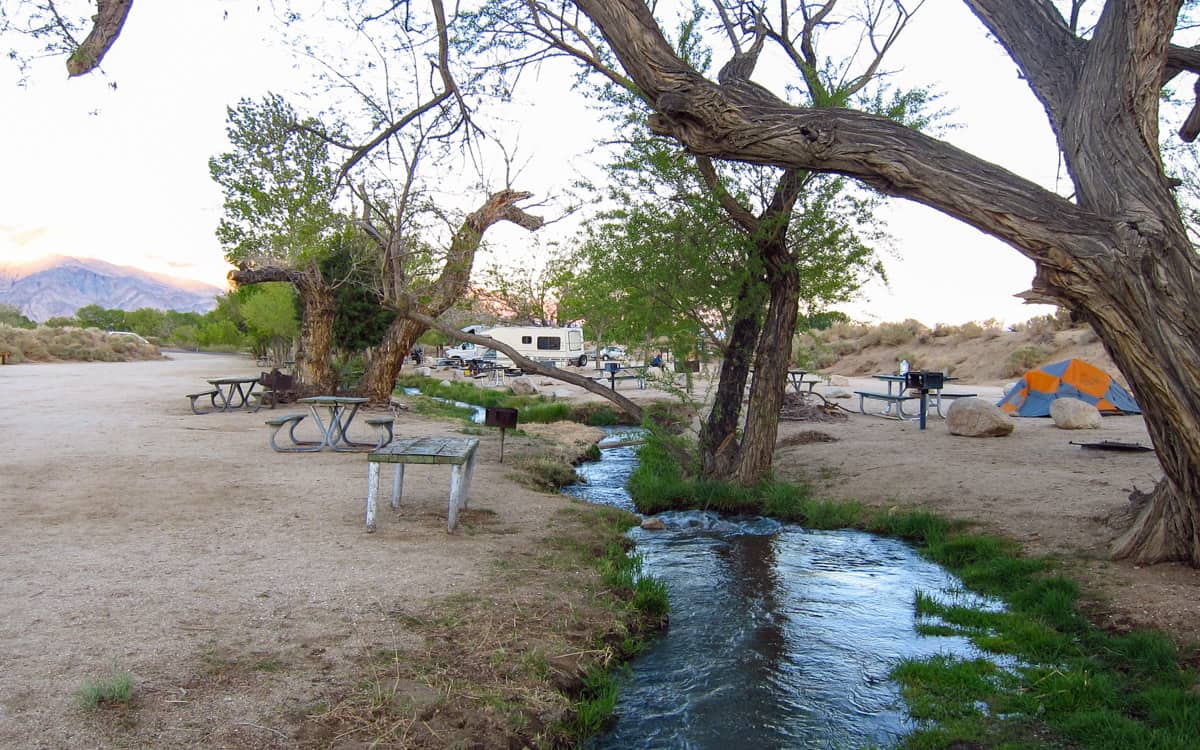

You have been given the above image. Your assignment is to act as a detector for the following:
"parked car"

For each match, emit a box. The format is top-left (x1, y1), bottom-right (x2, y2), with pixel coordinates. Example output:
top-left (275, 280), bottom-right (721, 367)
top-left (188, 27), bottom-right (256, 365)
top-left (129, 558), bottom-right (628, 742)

top-left (599, 345), bottom-right (627, 361)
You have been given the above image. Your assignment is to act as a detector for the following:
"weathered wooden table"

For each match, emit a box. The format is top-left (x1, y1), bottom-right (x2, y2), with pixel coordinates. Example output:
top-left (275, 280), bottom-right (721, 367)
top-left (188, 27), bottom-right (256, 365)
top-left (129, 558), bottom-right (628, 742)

top-left (365, 436), bottom-right (480, 533)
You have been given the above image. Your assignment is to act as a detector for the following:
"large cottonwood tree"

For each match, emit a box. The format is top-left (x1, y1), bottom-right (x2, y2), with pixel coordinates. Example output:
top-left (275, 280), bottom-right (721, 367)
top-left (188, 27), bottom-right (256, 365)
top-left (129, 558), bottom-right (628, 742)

top-left (565, 0), bottom-right (1200, 565)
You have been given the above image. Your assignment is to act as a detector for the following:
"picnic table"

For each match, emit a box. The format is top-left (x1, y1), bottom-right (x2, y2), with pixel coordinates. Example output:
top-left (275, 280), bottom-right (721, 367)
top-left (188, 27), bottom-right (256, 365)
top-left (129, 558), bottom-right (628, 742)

top-left (856, 373), bottom-right (975, 420)
top-left (596, 364), bottom-right (646, 390)
top-left (187, 375), bottom-right (261, 414)
top-left (296, 395), bottom-right (372, 451)
top-left (365, 436), bottom-right (481, 532)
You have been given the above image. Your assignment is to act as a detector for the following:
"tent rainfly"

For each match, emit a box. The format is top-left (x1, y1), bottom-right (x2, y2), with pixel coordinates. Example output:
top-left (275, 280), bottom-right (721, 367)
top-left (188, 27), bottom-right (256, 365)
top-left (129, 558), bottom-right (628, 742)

top-left (998, 359), bottom-right (1140, 417)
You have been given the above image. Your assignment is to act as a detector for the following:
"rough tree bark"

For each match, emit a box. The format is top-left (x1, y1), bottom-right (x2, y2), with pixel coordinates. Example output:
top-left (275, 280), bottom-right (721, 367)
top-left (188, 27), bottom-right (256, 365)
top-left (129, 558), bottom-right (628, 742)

top-left (572, 0), bottom-right (1200, 565)
top-left (66, 0), bottom-right (133, 77)
top-left (691, 157), bottom-right (805, 484)
top-left (229, 263), bottom-right (339, 393)
top-left (359, 189), bottom-right (544, 402)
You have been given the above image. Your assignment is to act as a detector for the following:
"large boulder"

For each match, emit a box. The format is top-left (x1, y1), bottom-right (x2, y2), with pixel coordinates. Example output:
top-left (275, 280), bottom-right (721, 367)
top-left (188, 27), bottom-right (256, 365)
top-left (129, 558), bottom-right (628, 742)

top-left (824, 387), bottom-right (854, 400)
top-left (510, 377), bottom-right (538, 396)
top-left (827, 375), bottom-right (850, 387)
top-left (946, 398), bottom-right (1015, 437)
top-left (1050, 397), bottom-right (1103, 429)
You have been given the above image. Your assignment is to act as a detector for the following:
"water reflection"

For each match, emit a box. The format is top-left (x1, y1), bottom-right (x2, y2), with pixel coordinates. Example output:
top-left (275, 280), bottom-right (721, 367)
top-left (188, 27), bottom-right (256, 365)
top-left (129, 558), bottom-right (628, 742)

top-left (566, 431), bottom-right (995, 749)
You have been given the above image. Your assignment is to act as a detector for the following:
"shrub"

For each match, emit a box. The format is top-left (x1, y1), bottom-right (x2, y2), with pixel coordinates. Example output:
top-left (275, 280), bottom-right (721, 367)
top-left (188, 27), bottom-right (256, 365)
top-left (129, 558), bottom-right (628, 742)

top-left (878, 319), bottom-right (926, 347)
top-left (1006, 345), bottom-right (1049, 375)
top-left (957, 321), bottom-right (984, 339)
top-left (76, 666), bottom-right (133, 710)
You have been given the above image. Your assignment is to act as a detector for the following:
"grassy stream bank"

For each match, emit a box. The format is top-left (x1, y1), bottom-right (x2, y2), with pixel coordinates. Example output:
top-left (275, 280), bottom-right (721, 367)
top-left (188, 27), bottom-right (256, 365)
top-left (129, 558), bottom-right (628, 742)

top-left (348, 378), bottom-right (1199, 748)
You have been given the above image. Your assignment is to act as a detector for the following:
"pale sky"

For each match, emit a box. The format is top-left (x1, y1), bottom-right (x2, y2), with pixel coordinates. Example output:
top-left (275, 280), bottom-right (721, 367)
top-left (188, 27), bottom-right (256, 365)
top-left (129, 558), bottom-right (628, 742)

top-left (0, 1), bottom-right (1063, 326)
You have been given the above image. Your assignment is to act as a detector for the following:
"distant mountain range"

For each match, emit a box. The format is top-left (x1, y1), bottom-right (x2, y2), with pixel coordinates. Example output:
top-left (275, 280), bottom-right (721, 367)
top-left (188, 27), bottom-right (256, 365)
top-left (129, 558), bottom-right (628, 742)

top-left (0, 255), bottom-right (223, 323)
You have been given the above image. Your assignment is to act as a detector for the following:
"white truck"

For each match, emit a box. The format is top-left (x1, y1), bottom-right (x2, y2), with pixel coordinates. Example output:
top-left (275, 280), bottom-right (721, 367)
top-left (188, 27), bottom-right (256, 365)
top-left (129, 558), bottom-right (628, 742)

top-left (445, 325), bottom-right (587, 368)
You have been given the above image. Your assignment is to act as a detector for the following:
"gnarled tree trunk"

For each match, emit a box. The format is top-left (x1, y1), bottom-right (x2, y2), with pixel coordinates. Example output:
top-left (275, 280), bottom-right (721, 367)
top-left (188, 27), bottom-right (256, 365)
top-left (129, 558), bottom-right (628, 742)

top-left (574, 0), bottom-right (1200, 564)
top-left (698, 288), bottom-right (763, 479)
top-left (359, 189), bottom-right (544, 403)
top-left (737, 260), bottom-right (800, 485)
top-left (229, 263), bottom-right (338, 393)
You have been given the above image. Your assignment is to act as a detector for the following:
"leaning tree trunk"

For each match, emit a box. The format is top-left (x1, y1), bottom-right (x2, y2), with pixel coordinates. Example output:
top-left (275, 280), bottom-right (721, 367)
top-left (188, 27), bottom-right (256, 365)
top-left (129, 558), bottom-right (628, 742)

top-left (699, 283), bottom-right (763, 479)
top-left (736, 260), bottom-right (800, 485)
top-left (361, 317), bottom-right (425, 403)
top-left (359, 189), bottom-right (544, 401)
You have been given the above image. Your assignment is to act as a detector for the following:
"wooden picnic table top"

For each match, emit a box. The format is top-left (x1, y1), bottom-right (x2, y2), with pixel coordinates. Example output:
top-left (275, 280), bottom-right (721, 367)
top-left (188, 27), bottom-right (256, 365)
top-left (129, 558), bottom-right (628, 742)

top-left (298, 395), bottom-right (369, 405)
top-left (369, 436), bottom-right (479, 465)
top-left (207, 375), bottom-right (262, 385)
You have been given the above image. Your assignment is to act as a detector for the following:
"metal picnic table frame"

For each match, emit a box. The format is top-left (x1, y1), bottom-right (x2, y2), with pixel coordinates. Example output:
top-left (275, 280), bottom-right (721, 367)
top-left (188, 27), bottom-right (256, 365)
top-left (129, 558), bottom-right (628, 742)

top-left (207, 376), bottom-right (262, 412)
top-left (365, 436), bottom-right (481, 532)
top-left (296, 395), bottom-right (372, 451)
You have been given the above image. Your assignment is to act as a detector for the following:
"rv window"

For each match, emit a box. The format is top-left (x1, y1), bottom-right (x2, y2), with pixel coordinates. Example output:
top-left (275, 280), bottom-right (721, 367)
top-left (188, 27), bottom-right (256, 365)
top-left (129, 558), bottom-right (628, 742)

top-left (569, 330), bottom-right (582, 349)
top-left (536, 336), bottom-right (561, 350)
top-left (521, 336), bottom-right (532, 344)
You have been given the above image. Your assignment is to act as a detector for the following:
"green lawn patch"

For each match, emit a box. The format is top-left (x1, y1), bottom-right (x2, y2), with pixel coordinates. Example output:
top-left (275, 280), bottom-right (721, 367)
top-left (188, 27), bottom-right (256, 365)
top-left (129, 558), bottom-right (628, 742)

top-left (624, 428), bottom-right (1200, 750)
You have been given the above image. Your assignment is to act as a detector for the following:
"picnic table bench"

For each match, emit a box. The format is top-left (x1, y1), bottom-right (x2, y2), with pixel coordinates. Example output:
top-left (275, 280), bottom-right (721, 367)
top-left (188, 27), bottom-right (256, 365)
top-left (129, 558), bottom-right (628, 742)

top-left (928, 391), bottom-right (979, 418)
top-left (186, 389), bottom-right (220, 415)
top-left (854, 390), bottom-right (921, 419)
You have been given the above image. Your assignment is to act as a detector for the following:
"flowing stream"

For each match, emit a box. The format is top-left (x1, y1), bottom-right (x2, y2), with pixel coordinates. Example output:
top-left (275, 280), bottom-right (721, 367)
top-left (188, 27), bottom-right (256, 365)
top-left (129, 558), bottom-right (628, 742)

top-left (563, 429), bottom-right (998, 749)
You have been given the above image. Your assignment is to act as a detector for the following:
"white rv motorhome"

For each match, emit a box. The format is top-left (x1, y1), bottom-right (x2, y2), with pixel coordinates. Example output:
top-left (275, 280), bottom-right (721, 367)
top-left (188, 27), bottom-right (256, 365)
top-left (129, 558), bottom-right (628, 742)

top-left (446, 325), bottom-right (587, 368)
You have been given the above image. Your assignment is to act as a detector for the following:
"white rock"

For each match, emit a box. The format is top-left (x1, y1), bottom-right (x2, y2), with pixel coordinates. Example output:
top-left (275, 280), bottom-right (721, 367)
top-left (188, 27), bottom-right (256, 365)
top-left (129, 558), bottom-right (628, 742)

top-left (946, 398), bottom-right (1015, 437)
top-left (510, 378), bottom-right (538, 396)
top-left (1050, 397), bottom-right (1103, 429)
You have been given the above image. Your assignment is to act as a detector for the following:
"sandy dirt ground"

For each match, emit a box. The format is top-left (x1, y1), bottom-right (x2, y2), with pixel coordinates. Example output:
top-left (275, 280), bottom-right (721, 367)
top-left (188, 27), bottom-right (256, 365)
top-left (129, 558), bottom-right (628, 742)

top-left (0, 352), bottom-right (602, 749)
top-left (2, 353), bottom-right (1198, 748)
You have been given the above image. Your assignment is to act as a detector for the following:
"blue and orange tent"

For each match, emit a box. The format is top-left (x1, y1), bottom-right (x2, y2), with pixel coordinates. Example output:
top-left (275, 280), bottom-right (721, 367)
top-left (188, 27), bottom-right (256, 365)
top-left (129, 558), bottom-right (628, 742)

top-left (998, 359), bottom-right (1140, 416)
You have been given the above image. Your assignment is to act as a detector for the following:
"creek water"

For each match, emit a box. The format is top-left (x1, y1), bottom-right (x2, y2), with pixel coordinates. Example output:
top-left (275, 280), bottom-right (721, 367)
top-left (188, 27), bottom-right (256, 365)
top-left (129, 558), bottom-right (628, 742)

top-left (402, 387), bottom-right (485, 423)
top-left (563, 430), bottom-right (996, 749)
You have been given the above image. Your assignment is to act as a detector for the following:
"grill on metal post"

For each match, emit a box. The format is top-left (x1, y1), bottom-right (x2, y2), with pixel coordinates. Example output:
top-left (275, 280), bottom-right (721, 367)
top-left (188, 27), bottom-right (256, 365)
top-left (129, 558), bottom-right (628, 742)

top-left (484, 407), bottom-right (519, 462)
top-left (904, 371), bottom-right (945, 429)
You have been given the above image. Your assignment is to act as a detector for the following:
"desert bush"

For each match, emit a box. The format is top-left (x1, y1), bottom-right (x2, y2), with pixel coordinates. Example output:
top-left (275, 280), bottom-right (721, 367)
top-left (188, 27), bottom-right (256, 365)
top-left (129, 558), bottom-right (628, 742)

top-left (824, 321), bottom-right (869, 341)
top-left (858, 327), bottom-right (883, 347)
top-left (1006, 345), bottom-right (1049, 376)
top-left (877, 319), bottom-right (928, 347)
top-left (957, 321), bottom-right (984, 339)
top-left (0, 325), bottom-right (160, 363)
top-left (834, 340), bottom-right (861, 356)
top-left (931, 323), bottom-right (958, 338)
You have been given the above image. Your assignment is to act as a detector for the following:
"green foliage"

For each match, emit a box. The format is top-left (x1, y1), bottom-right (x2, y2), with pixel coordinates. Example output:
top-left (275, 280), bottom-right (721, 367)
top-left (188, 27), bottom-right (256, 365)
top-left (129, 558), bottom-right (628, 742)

top-left (0, 303), bottom-right (34, 328)
top-left (240, 282), bottom-right (299, 361)
top-left (74, 303), bottom-right (126, 331)
top-left (797, 310), bottom-right (849, 331)
top-left (321, 238), bottom-right (395, 352)
top-left (123, 307), bottom-right (168, 339)
top-left (1007, 344), bottom-right (1049, 376)
top-left (76, 665), bottom-right (133, 710)
top-left (210, 93), bottom-right (340, 267)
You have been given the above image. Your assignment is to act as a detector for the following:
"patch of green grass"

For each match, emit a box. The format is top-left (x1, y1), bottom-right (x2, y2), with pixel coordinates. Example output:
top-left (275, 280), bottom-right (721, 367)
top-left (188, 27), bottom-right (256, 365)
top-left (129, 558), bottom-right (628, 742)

top-left (628, 436), bottom-right (1200, 750)
top-left (511, 455), bottom-right (580, 492)
top-left (569, 665), bottom-right (620, 736)
top-left (396, 375), bottom-right (643, 426)
top-left (77, 666), bottom-right (133, 710)
top-left (408, 397), bottom-right (477, 422)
